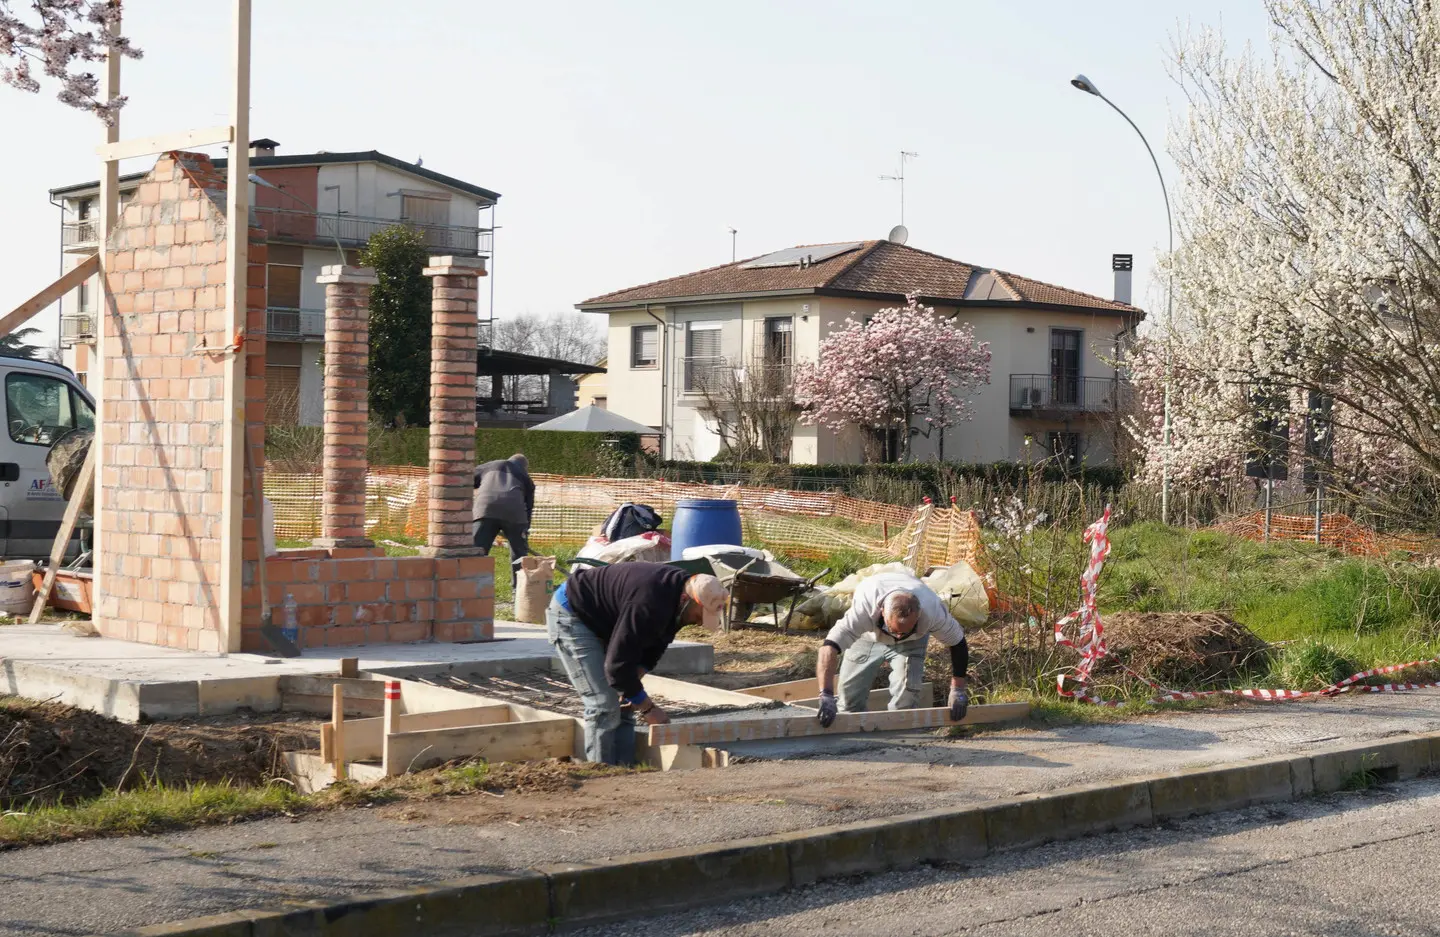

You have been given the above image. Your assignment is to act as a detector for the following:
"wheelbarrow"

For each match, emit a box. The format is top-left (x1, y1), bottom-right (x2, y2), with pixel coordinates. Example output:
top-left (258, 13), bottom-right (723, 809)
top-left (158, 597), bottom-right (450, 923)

top-left (697, 551), bottom-right (828, 633)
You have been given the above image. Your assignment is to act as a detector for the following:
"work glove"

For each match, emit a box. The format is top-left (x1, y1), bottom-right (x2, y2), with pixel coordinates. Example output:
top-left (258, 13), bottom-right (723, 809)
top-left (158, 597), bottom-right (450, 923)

top-left (817, 691), bottom-right (838, 728)
top-left (948, 686), bottom-right (969, 723)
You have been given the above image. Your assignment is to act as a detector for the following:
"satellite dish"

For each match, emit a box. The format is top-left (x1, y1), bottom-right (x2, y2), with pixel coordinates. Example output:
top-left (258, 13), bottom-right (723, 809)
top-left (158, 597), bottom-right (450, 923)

top-left (887, 224), bottom-right (909, 246)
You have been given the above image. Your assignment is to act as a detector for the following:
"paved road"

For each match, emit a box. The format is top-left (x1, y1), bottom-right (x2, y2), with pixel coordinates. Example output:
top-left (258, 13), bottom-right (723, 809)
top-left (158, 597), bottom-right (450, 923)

top-left (570, 777), bottom-right (1440, 937)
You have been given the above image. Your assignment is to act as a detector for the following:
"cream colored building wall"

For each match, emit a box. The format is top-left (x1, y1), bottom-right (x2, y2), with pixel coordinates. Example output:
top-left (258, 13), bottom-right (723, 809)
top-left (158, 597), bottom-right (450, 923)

top-left (575, 366), bottom-right (607, 408)
top-left (600, 309), bottom-right (665, 431)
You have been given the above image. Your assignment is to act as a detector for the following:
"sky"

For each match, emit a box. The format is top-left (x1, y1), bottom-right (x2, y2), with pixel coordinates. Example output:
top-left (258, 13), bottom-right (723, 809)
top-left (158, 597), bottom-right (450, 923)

top-left (0, 0), bottom-right (1273, 344)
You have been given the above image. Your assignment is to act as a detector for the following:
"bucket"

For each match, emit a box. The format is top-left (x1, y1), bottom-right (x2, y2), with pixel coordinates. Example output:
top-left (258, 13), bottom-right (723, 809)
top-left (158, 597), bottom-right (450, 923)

top-left (669, 499), bottom-right (743, 560)
top-left (0, 560), bottom-right (35, 616)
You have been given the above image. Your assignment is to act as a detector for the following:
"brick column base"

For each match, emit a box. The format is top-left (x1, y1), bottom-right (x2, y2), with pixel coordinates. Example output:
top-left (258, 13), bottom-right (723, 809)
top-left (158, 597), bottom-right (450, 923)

top-left (421, 255), bottom-right (485, 559)
top-left (315, 265), bottom-right (379, 549)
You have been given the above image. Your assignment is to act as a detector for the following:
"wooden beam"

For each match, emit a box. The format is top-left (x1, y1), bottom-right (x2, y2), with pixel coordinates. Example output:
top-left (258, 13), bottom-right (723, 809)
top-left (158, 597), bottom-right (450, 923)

top-left (91, 11), bottom-right (121, 632)
top-left (94, 125), bottom-right (234, 162)
top-left (29, 445), bottom-right (96, 624)
top-left (0, 255), bottom-right (100, 341)
top-left (788, 684), bottom-right (933, 712)
top-left (734, 678), bottom-right (820, 702)
top-left (323, 704), bottom-right (514, 764)
top-left (647, 702), bottom-right (1031, 747)
top-left (383, 717), bottom-right (575, 776)
top-left (332, 684), bottom-right (346, 782)
top-left (642, 675), bottom-right (774, 709)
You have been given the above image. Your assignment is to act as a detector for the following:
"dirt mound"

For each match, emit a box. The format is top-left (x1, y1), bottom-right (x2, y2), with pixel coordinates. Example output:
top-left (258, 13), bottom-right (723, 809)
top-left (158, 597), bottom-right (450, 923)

top-left (1089, 612), bottom-right (1271, 688)
top-left (0, 699), bottom-right (317, 808)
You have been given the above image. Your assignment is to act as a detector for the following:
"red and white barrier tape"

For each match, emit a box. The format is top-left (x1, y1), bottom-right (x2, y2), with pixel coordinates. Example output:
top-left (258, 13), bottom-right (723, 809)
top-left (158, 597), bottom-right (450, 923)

top-left (1054, 506), bottom-right (1440, 706)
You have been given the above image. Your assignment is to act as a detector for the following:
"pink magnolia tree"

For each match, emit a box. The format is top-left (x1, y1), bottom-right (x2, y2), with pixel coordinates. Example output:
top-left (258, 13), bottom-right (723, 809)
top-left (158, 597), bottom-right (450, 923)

top-left (1, 0), bottom-right (141, 123)
top-left (794, 294), bottom-right (990, 462)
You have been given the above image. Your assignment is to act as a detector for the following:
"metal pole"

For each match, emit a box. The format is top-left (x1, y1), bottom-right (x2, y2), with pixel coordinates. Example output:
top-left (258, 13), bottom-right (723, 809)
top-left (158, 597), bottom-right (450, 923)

top-left (1264, 476), bottom-right (1273, 543)
top-left (1314, 478), bottom-right (1323, 545)
top-left (1091, 90), bottom-right (1174, 526)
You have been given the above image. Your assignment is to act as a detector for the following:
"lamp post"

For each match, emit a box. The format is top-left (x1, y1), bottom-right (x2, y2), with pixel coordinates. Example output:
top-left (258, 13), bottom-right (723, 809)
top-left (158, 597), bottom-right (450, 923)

top-left (1070, 74), bottom-right (1175, 525)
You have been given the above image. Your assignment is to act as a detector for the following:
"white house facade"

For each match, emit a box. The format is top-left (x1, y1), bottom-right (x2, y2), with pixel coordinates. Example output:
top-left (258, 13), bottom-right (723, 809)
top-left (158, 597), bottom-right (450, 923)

top-left (578, 240), bottom-right (1142, 468)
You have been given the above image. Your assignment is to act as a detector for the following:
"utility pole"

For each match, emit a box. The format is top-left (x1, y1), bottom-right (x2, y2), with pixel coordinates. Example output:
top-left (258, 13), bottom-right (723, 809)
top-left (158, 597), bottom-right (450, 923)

top-left (879, 150), bottom-right (918, 226)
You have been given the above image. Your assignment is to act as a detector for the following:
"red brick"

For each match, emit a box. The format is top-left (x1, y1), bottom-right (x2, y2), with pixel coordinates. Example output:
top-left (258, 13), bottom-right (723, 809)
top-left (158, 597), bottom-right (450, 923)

top-left (345, 580), bottom-right (387, 603)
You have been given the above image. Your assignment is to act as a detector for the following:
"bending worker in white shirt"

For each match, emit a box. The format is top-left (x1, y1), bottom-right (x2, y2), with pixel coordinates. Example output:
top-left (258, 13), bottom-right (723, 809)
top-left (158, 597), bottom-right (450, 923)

top-left (814, 570), bottom-right (970, 727)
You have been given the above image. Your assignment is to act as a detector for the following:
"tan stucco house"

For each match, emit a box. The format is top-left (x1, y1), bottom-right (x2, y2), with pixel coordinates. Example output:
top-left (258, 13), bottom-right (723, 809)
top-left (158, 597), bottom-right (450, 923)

top-left (576, 239), bottom-right (1143, 466)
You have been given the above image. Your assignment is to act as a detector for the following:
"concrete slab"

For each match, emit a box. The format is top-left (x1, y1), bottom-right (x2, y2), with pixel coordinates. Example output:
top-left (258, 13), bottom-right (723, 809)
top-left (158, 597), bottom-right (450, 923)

top-left (0, 621), bottom-right (713, 721)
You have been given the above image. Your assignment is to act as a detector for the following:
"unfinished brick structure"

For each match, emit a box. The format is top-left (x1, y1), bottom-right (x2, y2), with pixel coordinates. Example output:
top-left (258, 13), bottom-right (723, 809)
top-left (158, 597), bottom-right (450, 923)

top-left (96, 152), bottom-right (493, 652)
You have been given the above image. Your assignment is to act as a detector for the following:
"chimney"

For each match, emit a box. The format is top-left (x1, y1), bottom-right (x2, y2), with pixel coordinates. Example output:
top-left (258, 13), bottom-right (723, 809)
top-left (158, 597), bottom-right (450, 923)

top-left (1112, 253), bottom-right (1133, 305)
top-left (249, 137), bottom-right (280, 158)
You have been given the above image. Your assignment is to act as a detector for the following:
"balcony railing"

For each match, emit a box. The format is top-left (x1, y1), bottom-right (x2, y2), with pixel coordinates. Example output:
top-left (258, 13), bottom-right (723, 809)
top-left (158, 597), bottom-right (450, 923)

top-left (250, 207), bottom-right (492, 256)
top-left (266, 307), bottom-right (326, 339)
top-left (683, 355), bottom-right (731, 394)
top-left (60, 314), bottom-right (94, 342)
top-left (1010, 374), bottom-right (1124, 416)
top-left (62, 220), bottom-right (98, 251)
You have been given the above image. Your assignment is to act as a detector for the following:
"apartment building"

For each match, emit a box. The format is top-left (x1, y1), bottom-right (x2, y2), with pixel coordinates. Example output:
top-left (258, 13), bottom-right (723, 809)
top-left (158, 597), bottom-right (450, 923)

top-left (49, 139), bottom-right (500, 425)
top-left (577, 237), bottom-right (1143, 467)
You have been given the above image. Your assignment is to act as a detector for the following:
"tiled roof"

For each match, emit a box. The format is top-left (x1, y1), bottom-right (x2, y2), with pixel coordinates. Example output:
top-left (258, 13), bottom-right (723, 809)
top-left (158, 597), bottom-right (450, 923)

top-left (579, 241), bottom-right (1140, 316)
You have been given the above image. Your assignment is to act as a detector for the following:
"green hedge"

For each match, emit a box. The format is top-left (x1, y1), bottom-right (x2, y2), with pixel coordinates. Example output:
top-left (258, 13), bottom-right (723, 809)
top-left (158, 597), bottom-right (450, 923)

top-left (265, 426), bottom-right (642, 477)
top-left (645, 460), bottom-right (1128, 498)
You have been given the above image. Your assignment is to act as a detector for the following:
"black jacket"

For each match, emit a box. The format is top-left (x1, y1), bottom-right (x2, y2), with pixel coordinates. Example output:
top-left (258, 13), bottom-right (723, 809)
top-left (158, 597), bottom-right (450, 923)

top-left (563, 562), bottom-right (690, 698)
top-left (472, 456), bottom-right (535, 526)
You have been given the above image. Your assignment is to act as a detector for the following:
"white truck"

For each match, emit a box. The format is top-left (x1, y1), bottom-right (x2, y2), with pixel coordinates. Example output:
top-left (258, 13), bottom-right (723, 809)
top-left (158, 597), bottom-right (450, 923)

top-left (0, 356), bottom-right (95, 558)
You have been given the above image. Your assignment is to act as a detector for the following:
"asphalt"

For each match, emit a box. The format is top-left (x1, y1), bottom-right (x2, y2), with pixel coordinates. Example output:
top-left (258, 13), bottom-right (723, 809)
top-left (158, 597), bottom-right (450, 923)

top-left (568, 776), bottom-right (1440, 936)
top-left (8, 692), bottom-right (1440, 935)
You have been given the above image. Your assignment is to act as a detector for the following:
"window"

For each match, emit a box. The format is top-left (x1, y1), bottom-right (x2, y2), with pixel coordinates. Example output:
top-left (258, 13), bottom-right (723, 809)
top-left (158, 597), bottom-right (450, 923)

top-left (630, 324), bottom-right (659, 368)
top-left (684, 321), bottom-right (723, 392)
top-left (1049, 432), bottom-right (1081, 470)
top-left (401, 193), bottom-right (450, 227)
top-left (593, 396), bottom-right (608, 410)
top-left (265, 366), bottom-right (301, 425)
top-left (6, 373), bottom-right (92, 446)
top-left (268, 264), bottom-right (302, 309)
top-left (763, 317), bottom-right (793, 366)
top-left (1050, 329), bottom-right (1082, 405)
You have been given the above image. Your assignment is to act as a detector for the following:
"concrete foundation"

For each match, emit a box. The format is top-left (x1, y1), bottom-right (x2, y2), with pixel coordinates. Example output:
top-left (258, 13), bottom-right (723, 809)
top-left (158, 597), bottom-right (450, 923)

top-left (0, 621), bottom-right (713, 722)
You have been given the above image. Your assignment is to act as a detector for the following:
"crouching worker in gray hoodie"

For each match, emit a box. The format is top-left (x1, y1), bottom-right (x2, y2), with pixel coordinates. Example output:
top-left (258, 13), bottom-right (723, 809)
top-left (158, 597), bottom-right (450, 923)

top-left (473, 453), bottom-right (535, 587)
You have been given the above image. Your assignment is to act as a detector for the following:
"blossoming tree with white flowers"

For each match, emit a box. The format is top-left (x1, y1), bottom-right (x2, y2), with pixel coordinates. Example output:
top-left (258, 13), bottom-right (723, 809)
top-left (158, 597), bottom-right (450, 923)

top-left (794, 294), bottom-right (990, 462)
top-left (0, 0), bottom-right (141, 123)
top-left (1127, 0), bottom-right (1438, 504)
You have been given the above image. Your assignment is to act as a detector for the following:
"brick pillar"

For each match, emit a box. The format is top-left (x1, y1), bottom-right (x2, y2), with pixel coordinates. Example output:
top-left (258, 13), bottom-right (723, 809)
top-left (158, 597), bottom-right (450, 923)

top-left (421, 255), bottom-right (486, 556)
top-left (315, 265), bottom-right (379, 549)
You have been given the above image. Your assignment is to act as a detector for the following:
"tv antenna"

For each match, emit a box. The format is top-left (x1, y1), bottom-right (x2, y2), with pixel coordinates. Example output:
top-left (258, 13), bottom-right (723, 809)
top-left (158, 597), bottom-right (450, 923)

top-left (726, 226), bottom-right (737, 262)
top-left (879, 150), bottom-right (918, 226)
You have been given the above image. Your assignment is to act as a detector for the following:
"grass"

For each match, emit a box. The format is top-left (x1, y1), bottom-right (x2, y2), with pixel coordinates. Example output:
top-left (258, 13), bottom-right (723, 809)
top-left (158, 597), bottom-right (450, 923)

top-left (0, 780), bottom-right (304, 848)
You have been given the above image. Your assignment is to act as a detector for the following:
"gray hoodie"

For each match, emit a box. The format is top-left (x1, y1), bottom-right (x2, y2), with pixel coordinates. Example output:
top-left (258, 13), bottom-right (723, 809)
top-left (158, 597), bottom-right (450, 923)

top-left (473, 454), bottom-right (535, 526)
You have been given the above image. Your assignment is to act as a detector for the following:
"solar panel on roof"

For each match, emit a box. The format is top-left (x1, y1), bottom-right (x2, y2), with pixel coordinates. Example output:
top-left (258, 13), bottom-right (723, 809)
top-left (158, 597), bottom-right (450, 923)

top-left (739, 242), bottom-right (864, 269)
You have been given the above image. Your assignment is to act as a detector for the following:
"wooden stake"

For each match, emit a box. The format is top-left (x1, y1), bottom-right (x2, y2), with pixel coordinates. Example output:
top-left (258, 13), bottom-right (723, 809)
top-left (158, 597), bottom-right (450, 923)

top-left (91, 12), bottom-right (121, 632)
top-left (30, 445), bottom-right (97, 624)
top-left (339, 657), bottom-right (359, 678)
top-left (332, 683), bottom-right (346, 782)
top-left (381, 679), bottom-right (401, 776)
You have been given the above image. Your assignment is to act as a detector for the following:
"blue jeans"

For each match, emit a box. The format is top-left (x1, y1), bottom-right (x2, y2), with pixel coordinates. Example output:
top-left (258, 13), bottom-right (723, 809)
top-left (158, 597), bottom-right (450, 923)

top-left (837, 634), bottom-right (929, 712)
top-left (546, 596), bottom-right (636, 765)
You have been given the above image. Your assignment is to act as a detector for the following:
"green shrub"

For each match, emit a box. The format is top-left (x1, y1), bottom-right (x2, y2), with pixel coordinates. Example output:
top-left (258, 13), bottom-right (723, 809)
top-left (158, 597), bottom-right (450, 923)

top-left (1269, 639), bottom-right (1359, 690)
top-left (265, 426), bottom-right (642, 476)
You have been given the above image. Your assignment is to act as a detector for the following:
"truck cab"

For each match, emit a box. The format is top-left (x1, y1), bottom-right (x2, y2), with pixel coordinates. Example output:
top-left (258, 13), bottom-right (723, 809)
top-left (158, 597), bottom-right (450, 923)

top-left (0, 356), bottom-right (94, 558)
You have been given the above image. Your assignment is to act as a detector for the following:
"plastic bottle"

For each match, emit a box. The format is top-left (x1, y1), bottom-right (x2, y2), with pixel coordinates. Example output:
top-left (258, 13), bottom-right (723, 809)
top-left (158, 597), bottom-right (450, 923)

top-left (282, 593), bottom-right (299, 646)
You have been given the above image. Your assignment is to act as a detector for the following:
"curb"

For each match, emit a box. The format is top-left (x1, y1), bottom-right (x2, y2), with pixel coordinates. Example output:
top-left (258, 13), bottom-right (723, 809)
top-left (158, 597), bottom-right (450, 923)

top-left (112, 730), bottom-right (1440, 937)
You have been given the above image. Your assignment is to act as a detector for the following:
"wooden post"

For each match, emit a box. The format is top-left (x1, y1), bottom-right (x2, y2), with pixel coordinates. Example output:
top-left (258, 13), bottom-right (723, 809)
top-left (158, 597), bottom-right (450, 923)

top-left (332, 683), bottom-right (346, 782)
top-left (381, 679), bottom-right (401, 776)
top-left (339, 657), bottom-right (359, 679)
top-left (218, 0), bottom-right (253, 654)
top-left (29, 447), bottom-right (97, 623)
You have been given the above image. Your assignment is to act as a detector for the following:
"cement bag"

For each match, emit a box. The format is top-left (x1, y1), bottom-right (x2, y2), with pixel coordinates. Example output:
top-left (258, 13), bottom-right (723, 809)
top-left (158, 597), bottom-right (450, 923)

top-left (514, 555), bottom-right (556, 624)
top-left (575, 531), bottom-right (671, 567)
top-left (922, 560), bottom-right (990, 627)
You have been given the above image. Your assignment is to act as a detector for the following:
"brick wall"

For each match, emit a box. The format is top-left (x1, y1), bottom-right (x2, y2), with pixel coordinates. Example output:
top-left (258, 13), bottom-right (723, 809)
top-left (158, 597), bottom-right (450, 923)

top-left (96, 152), bottom-right (266, 652)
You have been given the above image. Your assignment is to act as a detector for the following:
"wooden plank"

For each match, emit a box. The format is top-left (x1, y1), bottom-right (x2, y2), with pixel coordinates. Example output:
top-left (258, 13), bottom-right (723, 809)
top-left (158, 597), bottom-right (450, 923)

top-left (642, 674), bottom-right (773, 709)
top-left (339, 658), bottom-right (359, 679)
top-left (332, 684), bottom-right (346, 782)
top-left (647, 702), bottom-right (1031, 747)
top-left (788, 684), bottom-right (933, 711)
top-left (95, 124), bottom-right (234, 162)
top-left (29, 445), bottom-right (96, 624)
top-left (0, 254), bottom-right (99, 341)
top-left (320, 722), bottom-right (334, 764)
top-left (332, 705), bottom-right (515, 764)
top-left (384, 718), bottom-right (575, 774)
top-left (734, 678), bottom-right (819, 702)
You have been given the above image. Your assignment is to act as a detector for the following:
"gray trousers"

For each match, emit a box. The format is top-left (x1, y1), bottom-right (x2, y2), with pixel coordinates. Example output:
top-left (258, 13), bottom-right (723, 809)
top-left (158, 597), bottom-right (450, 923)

top-left (837, 634), bottom-right (929, 712)
top-left (545, 597), bottom-right (636, 765)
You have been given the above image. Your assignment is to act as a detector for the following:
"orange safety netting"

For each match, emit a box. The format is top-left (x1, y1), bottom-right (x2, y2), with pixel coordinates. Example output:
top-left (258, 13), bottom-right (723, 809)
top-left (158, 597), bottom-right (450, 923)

top-left (1211, 510), bottom-right (1434, 557)
top-left (264, 469), bottom-right (986, 567)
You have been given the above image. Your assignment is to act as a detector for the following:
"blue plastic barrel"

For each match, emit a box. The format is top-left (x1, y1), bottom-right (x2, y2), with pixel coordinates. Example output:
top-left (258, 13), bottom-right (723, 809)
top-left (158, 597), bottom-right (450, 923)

top-left (669, 499), bottom-right (743, 558)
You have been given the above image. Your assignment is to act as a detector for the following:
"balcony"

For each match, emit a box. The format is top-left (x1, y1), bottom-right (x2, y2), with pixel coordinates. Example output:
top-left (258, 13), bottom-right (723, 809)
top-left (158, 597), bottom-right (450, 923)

top-left (683, 355), bottom-right (731, 394)
top-left (1009, 374), bottom-right (1124, 418)
top-left (62, 220), bottom-right (99, 252)
top-left (266, 307), bottom-right (325, 340)
top-left (251, 207), bottom-right (492, 256)
top-left (60, 314), bottom-right (94, 344)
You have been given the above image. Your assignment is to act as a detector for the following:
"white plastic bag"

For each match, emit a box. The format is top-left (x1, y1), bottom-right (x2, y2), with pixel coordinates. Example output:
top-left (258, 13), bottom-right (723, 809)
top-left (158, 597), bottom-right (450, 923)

top-left (922, 560), bottom-right (990, 627)
top-left (574, 531), bottom-right (671, 568)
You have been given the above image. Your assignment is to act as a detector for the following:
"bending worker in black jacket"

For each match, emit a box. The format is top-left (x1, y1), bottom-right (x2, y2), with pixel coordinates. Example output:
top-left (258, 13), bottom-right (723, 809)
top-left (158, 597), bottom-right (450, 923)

top-left (548, 562), bottom-right (728, 764)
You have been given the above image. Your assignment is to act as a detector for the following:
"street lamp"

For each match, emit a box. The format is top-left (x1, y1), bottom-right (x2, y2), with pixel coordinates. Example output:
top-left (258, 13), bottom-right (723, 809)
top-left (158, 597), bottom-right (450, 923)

top-left (248, 173), bottom-right (348, 267)
top-left (1070, 74), bottom-right (1175, 525)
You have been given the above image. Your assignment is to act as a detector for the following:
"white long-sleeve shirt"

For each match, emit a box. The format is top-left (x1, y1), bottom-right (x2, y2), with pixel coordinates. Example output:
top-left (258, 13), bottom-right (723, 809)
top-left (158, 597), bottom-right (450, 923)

top-left (823, 572), bottom-right (966, 652)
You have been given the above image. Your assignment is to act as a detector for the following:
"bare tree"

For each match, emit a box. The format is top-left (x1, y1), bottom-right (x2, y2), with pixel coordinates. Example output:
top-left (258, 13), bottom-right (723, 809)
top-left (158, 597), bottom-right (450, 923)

top-left (0, 1), bottom-right (142, 123)
top-left (489, 311), bottom-right (606, 408)
top-left (694, 334), bottom-right (799, 464)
